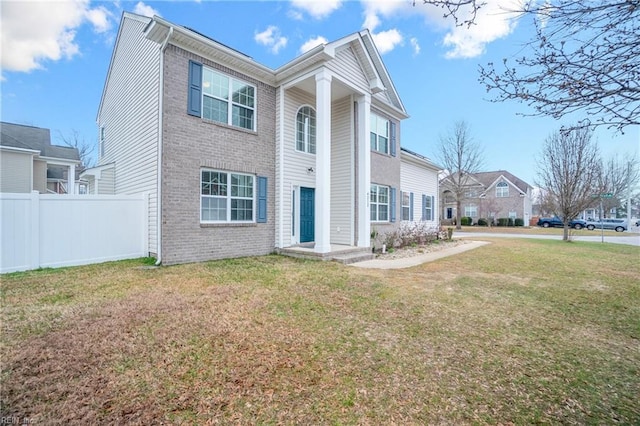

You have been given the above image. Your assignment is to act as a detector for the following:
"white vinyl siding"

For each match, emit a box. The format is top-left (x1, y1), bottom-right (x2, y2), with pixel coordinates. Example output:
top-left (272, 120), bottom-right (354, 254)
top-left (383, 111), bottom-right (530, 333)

top-left (330, 96), bottom-right (353, 245)
top-left (325, 46), bottom-right (370, 94)
top-left (400, 154), bottom-right (439, 225)
top-left (97, 14), bottom-right (160, 254)
top-left (0, 151), bottom-right (33, 193)
top-left (282, 87), bottom-right (317, 245)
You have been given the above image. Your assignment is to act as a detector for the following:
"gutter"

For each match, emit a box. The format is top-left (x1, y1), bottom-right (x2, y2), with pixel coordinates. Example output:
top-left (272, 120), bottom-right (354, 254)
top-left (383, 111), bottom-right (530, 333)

top-left (155, 26), bottom-right (173, 266)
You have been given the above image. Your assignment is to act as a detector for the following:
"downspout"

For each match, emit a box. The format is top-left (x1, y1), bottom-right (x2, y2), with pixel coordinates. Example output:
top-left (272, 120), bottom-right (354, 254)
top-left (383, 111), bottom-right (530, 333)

top-left (278, 85), bottom-right (285, 249)
top-left (155, 26), bottom-right (173, 266)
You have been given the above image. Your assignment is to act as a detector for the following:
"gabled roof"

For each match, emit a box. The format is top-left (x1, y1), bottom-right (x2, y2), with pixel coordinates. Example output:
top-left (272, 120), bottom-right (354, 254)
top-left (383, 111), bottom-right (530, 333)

top-left (0, 122), bottom-right (80, 161)
top-left (472, 170), bottom-right (532, 194)
top-left (139, 13), bottom-right (407, 117)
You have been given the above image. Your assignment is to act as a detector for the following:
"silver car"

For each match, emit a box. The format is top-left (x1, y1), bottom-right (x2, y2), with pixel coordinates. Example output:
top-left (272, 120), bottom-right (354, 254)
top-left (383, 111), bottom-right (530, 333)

top-left (585, 218), bottom-right (628, 232)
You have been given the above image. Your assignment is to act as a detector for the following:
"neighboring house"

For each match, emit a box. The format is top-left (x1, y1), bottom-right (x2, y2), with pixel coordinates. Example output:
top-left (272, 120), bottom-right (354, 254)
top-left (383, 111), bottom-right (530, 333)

top-left (93, 12), bottom-right (440, 265)
top-left (441, 170), bottom-right (533, 224)
top-left (0, 122), bottom-right (82, 194)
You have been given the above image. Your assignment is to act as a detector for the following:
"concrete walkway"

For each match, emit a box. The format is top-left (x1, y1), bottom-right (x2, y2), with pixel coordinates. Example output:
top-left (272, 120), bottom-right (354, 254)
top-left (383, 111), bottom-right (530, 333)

top-left (350, 241), bottom-right (490, 269)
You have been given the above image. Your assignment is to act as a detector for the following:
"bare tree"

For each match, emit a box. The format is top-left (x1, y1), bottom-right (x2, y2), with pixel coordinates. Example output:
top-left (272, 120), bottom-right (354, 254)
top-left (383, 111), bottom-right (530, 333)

top-left (417, 0), bottom-right (483, 27)
top-left (536, 126), bottom-right (601, 241)
top-left (479, 0), bottom-right (640, 132)
top-left (594, 154), bottom-right (640, 217)
top-left (57, 130), bottom-right (96, 171)
top-left (437, 120), bottom-right (485, 230)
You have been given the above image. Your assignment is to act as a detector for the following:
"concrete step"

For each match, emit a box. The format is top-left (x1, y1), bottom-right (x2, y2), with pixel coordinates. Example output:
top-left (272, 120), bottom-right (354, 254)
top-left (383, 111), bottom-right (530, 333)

top-left (331, 250), bottom-right (375, 265)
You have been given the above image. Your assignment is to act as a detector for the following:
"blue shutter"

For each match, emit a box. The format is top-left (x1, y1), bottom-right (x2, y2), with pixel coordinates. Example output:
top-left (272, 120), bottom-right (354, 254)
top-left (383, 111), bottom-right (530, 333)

top-left (390, 187), bottom-right (396, 223)
top-left (257, 176), bottom-right (267, 223)
top-left (429, 196), bottom-right (435, 221)
top-left (410, 192), bottom-right (414, 221)
top-left (187, 60), bottom-right (202, 117)
top-left (390, 121), bottom-right (396, 157)
top-left (422, 194), bottom-right (427, 221)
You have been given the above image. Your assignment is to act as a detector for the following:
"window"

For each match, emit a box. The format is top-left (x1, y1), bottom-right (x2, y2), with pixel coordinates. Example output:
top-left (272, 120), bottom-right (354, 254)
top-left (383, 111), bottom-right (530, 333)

top-left (509, 211), bottom-right (517, 219)
top-left (423, 195), bottom-right (434, 221)
top-left (201, 170), bottom-right (254, 222)
top-left (464, 205), bottom-right (478, 218)
top-left (370, 184), bottom-right (389, 222)
top-left (99, 126), bottom-right (105, 157)
top-left (370, 113), bottom-right (389, 154)
top-left (296, 106), bottom-right (316, 154)
top-left (401, 191), bottom-right (411, 221)
top-left (496, 182), bottom-right (509, 197)
top-left (188, 61), bottom-right (256, 131)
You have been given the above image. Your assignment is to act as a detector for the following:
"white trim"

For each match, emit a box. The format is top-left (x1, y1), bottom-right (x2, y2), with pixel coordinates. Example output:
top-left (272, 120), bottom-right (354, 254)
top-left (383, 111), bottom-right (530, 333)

top-left (0, 145), bottom-right (40, 155)
top-left (314, 68), bottom-right (332, 253)
top-left (278, 85), bottom-right (285, 249)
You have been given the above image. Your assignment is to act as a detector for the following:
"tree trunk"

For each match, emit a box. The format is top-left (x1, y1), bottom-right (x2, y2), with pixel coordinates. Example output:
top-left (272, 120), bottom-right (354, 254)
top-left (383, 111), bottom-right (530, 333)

top-left (456, 199), bottom-right (462, 230)
top-left (563, 224), bottom-right (569, 241)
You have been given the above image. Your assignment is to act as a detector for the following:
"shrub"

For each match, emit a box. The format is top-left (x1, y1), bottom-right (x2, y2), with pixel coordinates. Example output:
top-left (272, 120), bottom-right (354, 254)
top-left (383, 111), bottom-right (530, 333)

top-left (508, 218), bottom-right (514, 227)
top-left (477, 218), bottom-right (489, 226)
top-left (461, 216), bottom-right (473, 226)
top-left (379, 222), bottom-right (440, 249)
top-left (497, 218), bottom-right (509, 227)
top-left (514, 218), bottom-right (524, 227)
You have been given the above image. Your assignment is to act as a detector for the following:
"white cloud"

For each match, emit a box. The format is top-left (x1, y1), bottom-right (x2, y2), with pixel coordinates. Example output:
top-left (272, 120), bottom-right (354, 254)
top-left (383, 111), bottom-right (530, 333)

top-left (133, 1), bottom-right (160, 18)
top-left (442, 0), bottom-right (520, 58)
top-left (0, 0), bottom-right (115, 73)
top-left (299, 36), bottom-right (328, 54)
top-left (410, 37), bottom-right (421, 56)
top-left (372, 29), bottom-right (403, 55)
top-left (290, 0), bottom-right (342, 19)
top-left (255, 26), bottom-right (288, 54)
top-left (85, 6), bottom-right (112, 33)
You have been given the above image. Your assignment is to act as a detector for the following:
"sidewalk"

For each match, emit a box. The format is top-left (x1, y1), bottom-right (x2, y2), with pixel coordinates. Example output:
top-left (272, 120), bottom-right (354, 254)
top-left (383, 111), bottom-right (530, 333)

top-left (350, 241), bottom-right (490, 269)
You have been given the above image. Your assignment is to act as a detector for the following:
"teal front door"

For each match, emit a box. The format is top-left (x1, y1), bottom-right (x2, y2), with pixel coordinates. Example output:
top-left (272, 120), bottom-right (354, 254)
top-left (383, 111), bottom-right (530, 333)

top-left (300, 187), bottom-right (315, 243)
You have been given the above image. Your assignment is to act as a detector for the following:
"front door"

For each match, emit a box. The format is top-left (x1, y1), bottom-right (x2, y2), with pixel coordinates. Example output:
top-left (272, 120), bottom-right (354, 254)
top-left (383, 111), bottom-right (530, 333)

top-left (300, 187), bottom-right (315, 243)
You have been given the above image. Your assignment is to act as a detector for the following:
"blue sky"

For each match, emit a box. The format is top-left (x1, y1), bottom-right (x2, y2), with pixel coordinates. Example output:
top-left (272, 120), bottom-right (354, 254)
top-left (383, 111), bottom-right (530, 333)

top-left (2, 0), bottom-right (638, 187)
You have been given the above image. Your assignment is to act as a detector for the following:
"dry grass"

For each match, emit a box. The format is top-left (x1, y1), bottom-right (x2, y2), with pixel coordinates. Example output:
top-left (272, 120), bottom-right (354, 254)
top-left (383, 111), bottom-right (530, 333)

top-left (1, 239), bottom-right (639, 424)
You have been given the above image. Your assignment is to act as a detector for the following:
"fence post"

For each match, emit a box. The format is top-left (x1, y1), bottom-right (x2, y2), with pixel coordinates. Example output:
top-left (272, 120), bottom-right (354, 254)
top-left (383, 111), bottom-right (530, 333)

top-left (29, 191), bottom-right (40, 270)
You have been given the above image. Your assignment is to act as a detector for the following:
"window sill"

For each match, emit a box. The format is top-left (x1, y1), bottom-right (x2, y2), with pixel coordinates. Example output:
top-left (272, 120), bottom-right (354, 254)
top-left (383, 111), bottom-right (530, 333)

top-left (200, 118), bottom-right (258, 136)
top-left (200, 222), bottom-right (258, 228)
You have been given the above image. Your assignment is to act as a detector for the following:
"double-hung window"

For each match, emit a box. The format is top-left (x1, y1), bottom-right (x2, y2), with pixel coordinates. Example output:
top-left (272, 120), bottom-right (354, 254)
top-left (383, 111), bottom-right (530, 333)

top-left (464, 205), bottom-right (478, 218)
top-left (296, 106), bottom-right (316, 154)
top-left (202, 68), bottom-right (255, 130)
top-left (371, 184), bottom-right (389, 222)
top-left (423, 195), bottom-right (434, 221)
top-left (496, 182), bottom-right (509, 197)
top-left (189, 60), bottom-right (256, 131)
top-left (401, 191), bottom-right (411, 221)
top-left (201, 170), bottom-right (255, 222)
top-left (370, 113), bottom-right (389, 154)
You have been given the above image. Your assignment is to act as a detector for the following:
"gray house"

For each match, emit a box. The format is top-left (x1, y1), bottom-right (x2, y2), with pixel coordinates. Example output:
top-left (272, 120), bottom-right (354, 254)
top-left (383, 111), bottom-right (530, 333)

top-left (441, 170), bottom-right (533, 225)
top-left (92, 12), bottom-right (440, 265)
top-left (0, 122), bottom-right (81, 194)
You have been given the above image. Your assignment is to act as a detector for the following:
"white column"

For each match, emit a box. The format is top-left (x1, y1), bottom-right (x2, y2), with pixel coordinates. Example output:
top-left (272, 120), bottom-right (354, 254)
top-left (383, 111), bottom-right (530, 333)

top-left (314, 69), bottom-right (332, 253)
top-left (356, 94), bottom-right (371, 247)
top-left (68, 164), bottom-right (76, 194)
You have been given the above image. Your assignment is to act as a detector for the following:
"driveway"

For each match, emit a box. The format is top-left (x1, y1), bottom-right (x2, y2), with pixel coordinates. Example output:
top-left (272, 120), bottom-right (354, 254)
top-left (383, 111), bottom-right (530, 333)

top-left (454, 231), bottom-right (640, 247)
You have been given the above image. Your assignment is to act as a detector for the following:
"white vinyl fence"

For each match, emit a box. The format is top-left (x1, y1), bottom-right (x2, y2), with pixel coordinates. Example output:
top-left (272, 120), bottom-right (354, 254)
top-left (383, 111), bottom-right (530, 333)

top-left (1, 192), bottom-right (148, 273)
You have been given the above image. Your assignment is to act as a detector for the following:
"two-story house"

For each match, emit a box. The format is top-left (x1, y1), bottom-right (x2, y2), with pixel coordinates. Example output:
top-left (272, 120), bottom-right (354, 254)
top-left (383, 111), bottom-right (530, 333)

top-left (0, 122), bottom-right (82, 194)
top-left (87, 12), bottom-right (440, 265)
top-left (441, 170), bottom-right (533, 225)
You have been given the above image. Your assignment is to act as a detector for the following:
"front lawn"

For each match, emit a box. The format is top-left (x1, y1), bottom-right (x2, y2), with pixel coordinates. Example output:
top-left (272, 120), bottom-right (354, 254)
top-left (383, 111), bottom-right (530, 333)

top-left (1, 239), bottom-right (639, 424)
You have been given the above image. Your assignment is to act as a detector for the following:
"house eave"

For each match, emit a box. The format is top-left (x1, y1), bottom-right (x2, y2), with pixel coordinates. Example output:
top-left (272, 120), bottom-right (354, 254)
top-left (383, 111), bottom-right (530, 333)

top-left (146, 16), bottom-right (277, 85)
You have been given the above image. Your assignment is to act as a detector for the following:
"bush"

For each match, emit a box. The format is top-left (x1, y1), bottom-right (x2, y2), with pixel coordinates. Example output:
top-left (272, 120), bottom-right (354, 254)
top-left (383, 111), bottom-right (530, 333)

top-left (497, 218), bottom-right (509, 227)
top-left (508, 218), bottom-right (514, 227)
top-left (461, 216), bottom-right (473, 226)
top-left (515, 218), bottom-right (524, 227)
top-left (477, 218), bottom-right (489, 226)
top-left (379, 222), bottom-right (440, 249)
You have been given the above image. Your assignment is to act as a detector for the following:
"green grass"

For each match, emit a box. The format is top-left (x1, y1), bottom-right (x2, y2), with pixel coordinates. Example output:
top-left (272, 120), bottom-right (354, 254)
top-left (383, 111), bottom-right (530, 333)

top-left (1, 240), bottom-right (639, 424)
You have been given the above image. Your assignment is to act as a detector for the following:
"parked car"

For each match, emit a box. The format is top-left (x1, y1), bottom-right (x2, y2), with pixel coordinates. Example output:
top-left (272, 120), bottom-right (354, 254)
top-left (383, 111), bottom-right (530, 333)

top-left (536, 216), bottom-right (587, 229)
top-left (585, 218), bottom-right (628, 232)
